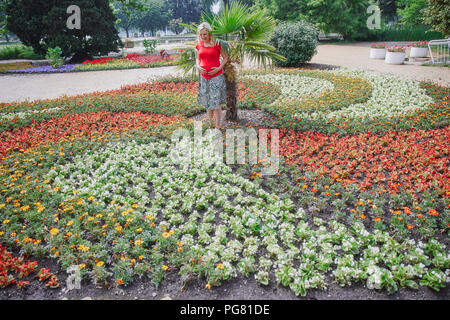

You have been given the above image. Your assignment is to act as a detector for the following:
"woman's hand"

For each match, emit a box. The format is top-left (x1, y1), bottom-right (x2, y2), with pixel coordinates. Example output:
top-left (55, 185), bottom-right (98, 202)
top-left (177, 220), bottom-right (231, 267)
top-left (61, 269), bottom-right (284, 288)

top-left (208, 66), bottom-right (222, 76)
top-left (197, 64), bottom-right (207, 74)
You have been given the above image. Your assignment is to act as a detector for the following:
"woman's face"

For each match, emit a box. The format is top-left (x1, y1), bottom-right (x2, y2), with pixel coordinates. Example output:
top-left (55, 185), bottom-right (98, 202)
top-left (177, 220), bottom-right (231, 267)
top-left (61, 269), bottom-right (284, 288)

top-left (199, 29), bottom-right (211, 43)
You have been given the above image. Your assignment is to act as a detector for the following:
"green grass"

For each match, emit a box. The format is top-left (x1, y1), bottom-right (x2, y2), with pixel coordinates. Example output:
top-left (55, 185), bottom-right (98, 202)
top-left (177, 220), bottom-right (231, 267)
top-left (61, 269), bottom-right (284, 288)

top-left (421, 62), bottom-right (450, 68)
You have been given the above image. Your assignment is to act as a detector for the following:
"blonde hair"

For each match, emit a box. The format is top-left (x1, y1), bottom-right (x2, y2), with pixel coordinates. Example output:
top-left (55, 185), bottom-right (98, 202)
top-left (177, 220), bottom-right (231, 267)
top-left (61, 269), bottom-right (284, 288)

top-left (197, 22), bottom-right (215, 44)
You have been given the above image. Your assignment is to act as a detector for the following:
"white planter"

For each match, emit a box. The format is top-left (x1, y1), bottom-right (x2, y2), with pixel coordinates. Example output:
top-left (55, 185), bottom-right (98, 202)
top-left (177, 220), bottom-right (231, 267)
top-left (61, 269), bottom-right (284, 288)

top-left (385, 51), bottom-right (406, 65)
top-left (410, 47), bottom-right (428, 58)
top-left (370, 48), bottom-right (386, 59)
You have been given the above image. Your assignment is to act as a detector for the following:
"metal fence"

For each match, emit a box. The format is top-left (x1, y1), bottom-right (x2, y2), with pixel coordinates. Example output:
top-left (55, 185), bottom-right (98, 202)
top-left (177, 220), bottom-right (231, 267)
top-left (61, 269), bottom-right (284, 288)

top-left (428, 37), bottom-right (450, 64)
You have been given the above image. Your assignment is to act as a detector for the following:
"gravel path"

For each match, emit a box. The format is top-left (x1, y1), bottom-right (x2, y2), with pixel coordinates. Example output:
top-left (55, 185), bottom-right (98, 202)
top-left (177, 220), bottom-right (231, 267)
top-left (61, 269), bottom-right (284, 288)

top-left (309, 42), bottom-right (450, 86)
top-left (0, 42), bottom-right (448, 104)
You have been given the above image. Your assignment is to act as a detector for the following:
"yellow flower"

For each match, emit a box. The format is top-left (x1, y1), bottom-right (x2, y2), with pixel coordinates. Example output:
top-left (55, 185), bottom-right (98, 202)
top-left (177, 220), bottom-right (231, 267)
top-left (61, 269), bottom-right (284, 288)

top-left (96, 261), bottom-right (105, 267)
top-left (162, 265), bottom-right (169, 271)
top-left (0, 204), bottom-right (5, 209)
top-left (3, 219), bottom-right (10, 224)
top-left (131, 204), bottom-right (138, 208)
top-left (135, 239), bottom-right (143, 246)
top-left (50, 228), bottom-right (59, 236)
top-left (66, 220), bottom-right (74, 226)
top-left (79, 264), bottom-right (86, 269)
top-left (162, 231), bottom-right (171, 238)
top-left (205, 283), bottom-right (211, 290)
top-left (138, 255), bottom-right (144, 260)
top-left (216, 263), bottom-right (225, 270)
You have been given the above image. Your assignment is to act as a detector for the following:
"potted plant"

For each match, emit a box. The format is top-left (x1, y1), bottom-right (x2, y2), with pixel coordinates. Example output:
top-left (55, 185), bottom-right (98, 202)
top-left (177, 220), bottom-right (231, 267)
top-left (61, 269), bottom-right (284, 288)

top-left (124, 38), bottom-right (134, 48)
top-left (370, 43), bottom-right (386, 59)
top-left (385, 45), bottom-right (406, 64)
top-left (408, 40), bottom-right (429, 58)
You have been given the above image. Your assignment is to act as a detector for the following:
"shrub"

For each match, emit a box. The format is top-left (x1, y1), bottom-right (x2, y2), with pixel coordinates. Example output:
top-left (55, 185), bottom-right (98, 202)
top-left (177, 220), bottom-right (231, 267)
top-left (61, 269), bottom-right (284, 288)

top-left (45, 47), bottom-right (64, 68)
top-left (0, 45), bottom-right (43, 60)
top-left (270, 21), bottom-right (319, 67)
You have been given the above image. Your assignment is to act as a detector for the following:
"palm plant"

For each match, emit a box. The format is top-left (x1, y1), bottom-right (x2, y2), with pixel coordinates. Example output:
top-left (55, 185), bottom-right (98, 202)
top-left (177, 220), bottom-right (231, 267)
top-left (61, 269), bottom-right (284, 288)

top-left (177, 0), bottom-right (285, 120)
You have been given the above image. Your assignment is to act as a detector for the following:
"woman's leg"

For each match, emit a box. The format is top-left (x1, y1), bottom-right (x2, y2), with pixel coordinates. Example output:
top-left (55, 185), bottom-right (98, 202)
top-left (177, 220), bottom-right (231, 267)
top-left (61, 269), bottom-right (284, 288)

top-left (207, 109), bottom-right (214, 126)
top-left (214, 105), bottom-right (222, 128)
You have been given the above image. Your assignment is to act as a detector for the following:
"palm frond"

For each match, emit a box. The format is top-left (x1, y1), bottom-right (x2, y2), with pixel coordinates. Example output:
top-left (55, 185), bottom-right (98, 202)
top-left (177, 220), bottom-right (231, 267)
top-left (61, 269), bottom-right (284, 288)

top-left (207, 0), bottom-right (249, 39)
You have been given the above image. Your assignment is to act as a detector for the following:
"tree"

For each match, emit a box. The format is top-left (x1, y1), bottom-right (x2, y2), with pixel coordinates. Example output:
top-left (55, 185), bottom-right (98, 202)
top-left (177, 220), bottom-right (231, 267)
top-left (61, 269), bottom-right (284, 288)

top-left (6, 0), bottom-right (122, 62)
top-left (178, 0), bottom-right (285, 121)
top-left (134, 0), bottom-right (171, 36)
top-left (254, 0), bottom-right (307, 21)
top-left (378, 0), bottom-right (399, 24)
top-left (255, 0), bottom-right (372, 40)
top-left (397, 0), bottom-right (428, 26)
top-left (114, 0), bottom-right (140, 37)
top-left (0, 0), bottom-right (9, 42)
top-left (167, 0), bottom-right (203, 24)
top-left (423, 0), bottom-right (450, 36)
top-left (169, 18), bottom-right (184, 35)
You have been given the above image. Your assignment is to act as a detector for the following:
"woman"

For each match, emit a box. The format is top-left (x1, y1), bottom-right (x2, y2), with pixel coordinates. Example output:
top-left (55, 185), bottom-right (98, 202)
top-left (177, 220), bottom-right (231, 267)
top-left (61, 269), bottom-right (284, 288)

top-left (195, 22), bottom-right (228, 129)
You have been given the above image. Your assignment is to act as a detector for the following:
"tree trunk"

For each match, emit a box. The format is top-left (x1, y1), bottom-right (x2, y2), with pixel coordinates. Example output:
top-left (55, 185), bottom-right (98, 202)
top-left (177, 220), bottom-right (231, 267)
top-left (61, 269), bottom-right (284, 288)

top-left (225, 76), bottom-right (238, 121)
top-left (224, 61), bottom-right (238, 121)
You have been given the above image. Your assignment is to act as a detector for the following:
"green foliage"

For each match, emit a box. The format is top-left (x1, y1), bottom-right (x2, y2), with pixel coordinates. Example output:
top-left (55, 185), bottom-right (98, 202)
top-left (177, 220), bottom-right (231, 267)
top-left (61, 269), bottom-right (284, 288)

top-left (45, 47), bottom-right (64, 69)
top-left (133, 0), bottom-right (172, 36)
top-left (357, 24), bottom-right (445, 41)
top-left (6, 0), bottom-right (122, 62)
top-left (143, 39), bottom-right (157, 54)
top-left (0, 45), bottom-right (43, 60)
top-left (423, 0), bottom-right (450, 36)
top-left (168, 18), bottom-right (184, 35)
top-left (269, 21), bottom-right (319, 67)
top-left (396, 0), bottom-right (428, 26)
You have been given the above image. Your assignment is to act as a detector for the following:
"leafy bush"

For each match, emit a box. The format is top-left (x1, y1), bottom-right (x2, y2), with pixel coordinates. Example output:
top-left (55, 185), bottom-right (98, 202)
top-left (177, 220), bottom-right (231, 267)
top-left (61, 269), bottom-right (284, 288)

top-left (0, 45), bottom-right (43, 60)
top-left (270, 21), bottom-right (319, 67)
top-left (143, 39), bottom-right (157, 55)
top-left (45, 47), bottom-right (64, 68)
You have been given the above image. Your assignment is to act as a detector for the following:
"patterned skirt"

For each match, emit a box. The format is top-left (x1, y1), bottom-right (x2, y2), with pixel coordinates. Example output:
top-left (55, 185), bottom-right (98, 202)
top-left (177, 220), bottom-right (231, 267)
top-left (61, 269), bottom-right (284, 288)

top-left (197, 73), bottom-right (226, 110)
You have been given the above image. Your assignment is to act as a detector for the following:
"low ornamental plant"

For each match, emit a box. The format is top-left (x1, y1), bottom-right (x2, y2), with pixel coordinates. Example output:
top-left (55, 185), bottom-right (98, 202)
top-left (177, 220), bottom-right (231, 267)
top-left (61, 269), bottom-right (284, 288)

top-left (387, 45), bottom-right (406, 53)
top-left (371, 43), bottom-right (386, 49)
top-left (45, 47), bottom-right (65, 69)
top-left (408, 40), bottom-right (429, 48)
top-left (0, 245), bottom-right (60, 289)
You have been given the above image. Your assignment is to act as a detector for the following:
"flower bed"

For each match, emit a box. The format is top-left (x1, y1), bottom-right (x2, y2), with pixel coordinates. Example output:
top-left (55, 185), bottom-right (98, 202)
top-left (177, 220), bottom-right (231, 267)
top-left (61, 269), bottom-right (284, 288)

top-left (243, 68), bottom-right (445, 135)
top-left (0, 68), bottom-right (448, 297)
top-left (0, 62), bottom-right (35, 73)
top-left (7, 64), bottom-right (77, 73)
top-left (2, 54), bottom-right (179, 74)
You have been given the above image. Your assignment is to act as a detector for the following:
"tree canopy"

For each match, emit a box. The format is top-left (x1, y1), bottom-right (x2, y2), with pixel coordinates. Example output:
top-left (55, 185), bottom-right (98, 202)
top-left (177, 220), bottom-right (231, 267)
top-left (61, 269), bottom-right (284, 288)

top-left (6, 0), bottom-right (121, 61)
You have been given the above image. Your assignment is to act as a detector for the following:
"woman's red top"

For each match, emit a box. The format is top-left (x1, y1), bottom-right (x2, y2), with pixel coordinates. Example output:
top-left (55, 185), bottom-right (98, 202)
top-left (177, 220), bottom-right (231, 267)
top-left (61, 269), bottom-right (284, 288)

top-left (195, 41), bottom-right (223, 79)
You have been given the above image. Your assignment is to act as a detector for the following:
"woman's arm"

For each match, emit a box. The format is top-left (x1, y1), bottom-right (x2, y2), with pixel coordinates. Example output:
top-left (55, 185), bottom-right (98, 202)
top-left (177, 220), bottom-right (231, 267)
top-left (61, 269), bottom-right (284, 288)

top-left (208, 50), bottom-right (228, 76)
top-left (195, 46), bottom-right (206, 74)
